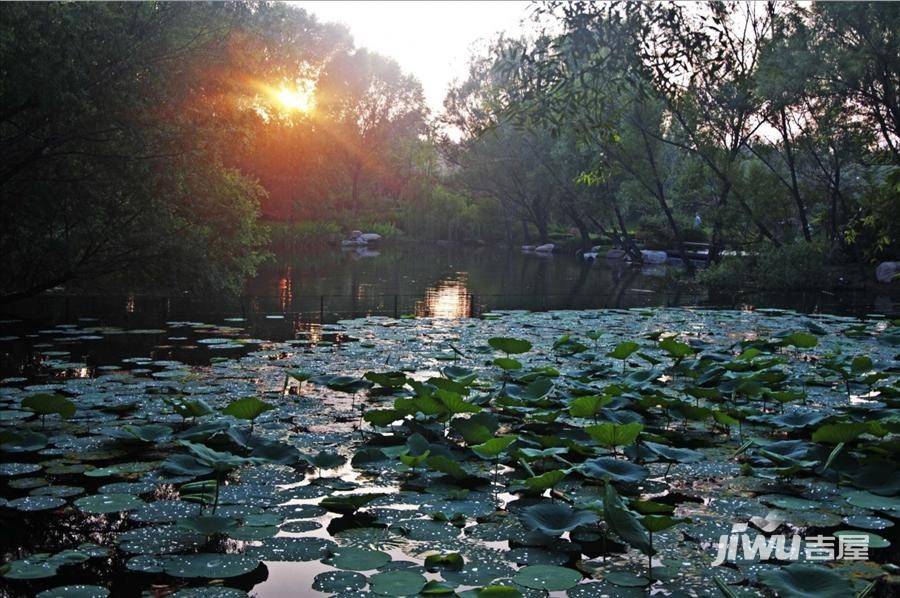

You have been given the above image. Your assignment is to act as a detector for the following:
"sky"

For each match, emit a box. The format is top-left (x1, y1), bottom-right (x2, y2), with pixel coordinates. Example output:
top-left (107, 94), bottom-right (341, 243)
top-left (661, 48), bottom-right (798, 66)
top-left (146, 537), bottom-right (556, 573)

top-left (291, 1), bottom-right (533, 115)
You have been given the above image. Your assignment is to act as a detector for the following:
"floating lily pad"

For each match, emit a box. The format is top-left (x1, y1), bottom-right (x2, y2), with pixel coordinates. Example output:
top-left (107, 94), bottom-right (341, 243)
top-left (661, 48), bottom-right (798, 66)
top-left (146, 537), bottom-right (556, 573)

top-left (0, 462), bottom-right (41, 476)
top-left (370, 570), bottom-right (427, 596)
top-left (75, 493), bottom-right (144, 514)
top-left (36, 586), bottom-right (110, 598)
top-left (605, 570), bottom-right (650, 588)
top-left (246, 536), bottom-right (336, 562)
top-left (161, 553), bottom-right (260, 578)
top-left (328, 547), bottom-right (392, 571)
top-left (513, 565), bottom-right (582, 591)
top-left (7, 495), bottom-right (66, 511)
top-left (313, 570), bottom-right (367, 593)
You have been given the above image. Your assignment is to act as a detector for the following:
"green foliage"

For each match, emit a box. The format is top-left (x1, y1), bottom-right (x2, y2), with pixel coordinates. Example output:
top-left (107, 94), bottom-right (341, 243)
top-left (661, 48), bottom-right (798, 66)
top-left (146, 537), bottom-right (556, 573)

top-left (604, 484), bottom-right (652, 555)
top-left (471, 436), bottom-right (517, 459)
top-left (701, 241), bottom-right (830, 291)
top-left (488, 337), bottom-right (533, 355)
top-left (585, 422), bottom-right (643, 448)
top-left (0, 2), bottom-right (279, 301)
top-left (22, 394), bottom-right (75, 420)
top-left (844, 167), bottom-right (900, 261)
top-left (221, 398), bottom-right (275, 423)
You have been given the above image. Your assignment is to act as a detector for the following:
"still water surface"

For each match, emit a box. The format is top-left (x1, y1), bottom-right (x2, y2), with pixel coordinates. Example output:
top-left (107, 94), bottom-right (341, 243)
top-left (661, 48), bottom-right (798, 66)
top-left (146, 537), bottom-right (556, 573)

top-left (2, 244), bottom-right (896, 375)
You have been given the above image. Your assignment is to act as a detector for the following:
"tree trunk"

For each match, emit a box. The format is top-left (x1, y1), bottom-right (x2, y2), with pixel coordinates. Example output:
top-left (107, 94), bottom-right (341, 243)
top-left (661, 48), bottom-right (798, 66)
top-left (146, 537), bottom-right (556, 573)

top-left (567, 208), bottom-right (593, 249)
top-left (779, 107), bottom-right (812, 242)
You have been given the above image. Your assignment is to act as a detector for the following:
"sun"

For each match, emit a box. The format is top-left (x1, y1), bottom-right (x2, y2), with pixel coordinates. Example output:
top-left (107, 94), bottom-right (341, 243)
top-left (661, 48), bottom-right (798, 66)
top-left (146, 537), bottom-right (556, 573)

top-left (274, 85), bottom-right (314, 113)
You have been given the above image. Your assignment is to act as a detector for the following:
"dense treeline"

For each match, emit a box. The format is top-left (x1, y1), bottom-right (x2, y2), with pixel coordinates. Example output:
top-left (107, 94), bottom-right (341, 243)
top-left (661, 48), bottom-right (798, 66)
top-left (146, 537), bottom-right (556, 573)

top-left (0, 1), bottom-right (429, 301)
top-left (1, 1), bottom-right (897, 301)
top-left (441, 1), bottom-right (899, 287)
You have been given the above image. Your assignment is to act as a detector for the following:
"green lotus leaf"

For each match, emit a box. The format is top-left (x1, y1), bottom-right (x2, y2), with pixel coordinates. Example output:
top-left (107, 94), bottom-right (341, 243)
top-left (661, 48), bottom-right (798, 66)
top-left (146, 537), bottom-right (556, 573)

top-left (451, 417), bottom-right (493, 445)
top-left (458, 586), bottom-right (521, 598)
top-left (286, 369), bottom-right (313, 382)
top-left (585, 422), bottom-right (643, 448)
top-left (1, 431), bottom-right (48, 452)
top-left (365, 371), bottom-right (410, 388)
top-left (758, 563), bottom-right (853, 598)
top-left (424, 552), bottom-right (464, 572)
top-left (607, 341), bottom-right (640, 360)
top-left (471, 435), bottom-right (517, 460)
top-left (320, 492), bottom-right (385, 514)
top-left (161, 553), bottom-right (260, 578)
top-left (364, 409), bottom-right (402, 427)
top-left (312, 450), bottom-right (346, 470)
top-left (22, 393), bottom-right (76, 419)
top-left (36, 585), bottom-right (110, 598)
top-left (812, 422), bottom-right (877, 444)
top-left (503, 378), bottom-right (553, 402)
top-left (488, 337), bottom-right (532, 355)
top-left (168, 397), bottom-right (214, 419)
top-left (779, 331), bottom-right (818, 348)
top-left (642, 441), bottom-right (705, 463)
top-left (568, 395), bottom-right (613, 418)
top-left (176, 515), bottom-right (239, 535)
top-left (328, 546), bottom-right (391, 571)
top-left (493, 357), bottom-right (522, 371)
top-left (102, 424), bottom-right (172, 443)
top-left (659, 337), bottom-right (694, 359)
top-left (83, 461), bottom-right (158, 478)
top-left (604, 484), bottom-right (652, 554)
top-left (162, 454), bottom-right (214, 477)
top-left (523, 469), bottom-right (566, 491)
top-left (641, 514), bottom-right (689, 533)
top-left (221, 397), bottom-right (274, 421)
top-left (180, 441), bottom-right (261, 472)
top-left (246, 536), bottom-right (336, 562)
top-left (520, 503), bottom-right (598, 536)
top-left (580, 457), bottom-right (648, 483)
top-left (310, 374), bottom-right (373, 393)
top-left (370, 570), bottom-right (427, 596)
top-left (313, 570), bottom-right (367, 593)
top-left (436, 390), bottom-right (481, 415)
top-left (513, 565), bottom-right (581, 591)
top-left (75, 493), bottom-right (145, 514)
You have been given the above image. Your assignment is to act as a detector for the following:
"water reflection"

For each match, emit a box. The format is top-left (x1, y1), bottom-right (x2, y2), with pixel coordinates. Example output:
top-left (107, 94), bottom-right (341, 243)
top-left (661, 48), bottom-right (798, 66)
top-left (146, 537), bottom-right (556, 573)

top-left (416, 277), bottom-right (472, 319)
top-left (278, 267), bottom-right (293, 312)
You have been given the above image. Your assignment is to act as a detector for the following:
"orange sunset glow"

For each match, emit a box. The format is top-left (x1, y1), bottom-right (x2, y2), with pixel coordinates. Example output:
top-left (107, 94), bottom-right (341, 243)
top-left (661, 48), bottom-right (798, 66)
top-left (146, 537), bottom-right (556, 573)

top-left (274, 84), bottom-right (315, 113)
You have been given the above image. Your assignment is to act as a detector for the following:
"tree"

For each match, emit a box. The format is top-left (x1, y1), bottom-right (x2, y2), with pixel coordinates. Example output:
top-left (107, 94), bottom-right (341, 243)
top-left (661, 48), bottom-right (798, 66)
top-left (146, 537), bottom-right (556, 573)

top-left (316, 49), bottom-right (428, 209)
top-left (0, 2), bottom-right (343, 301)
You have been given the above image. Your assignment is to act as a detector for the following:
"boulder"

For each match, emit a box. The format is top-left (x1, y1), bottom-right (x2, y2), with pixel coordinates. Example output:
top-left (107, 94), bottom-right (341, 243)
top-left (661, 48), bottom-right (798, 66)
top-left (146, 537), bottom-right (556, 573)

top-left (641, 249), bottom-right (668, 264)
top-left (358, 233), bottom-right (382, 243)
top-left (605, 249), bottom-right (626, 260)
top-left (875, 261), bottom-right (899, 283)
top-left (350, 230), bottom-right (363, 238)
top-left (534, 243), bottom-right (555, 253)
top-left (521, 245), bottom-right (535, 252)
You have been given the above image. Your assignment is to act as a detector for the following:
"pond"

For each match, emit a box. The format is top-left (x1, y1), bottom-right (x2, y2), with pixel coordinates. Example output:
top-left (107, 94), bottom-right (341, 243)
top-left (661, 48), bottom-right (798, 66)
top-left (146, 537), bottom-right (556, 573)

top-left (2, 244), bottom-right (896, 377)
top-left (0, 246), bottom-right (898, 597)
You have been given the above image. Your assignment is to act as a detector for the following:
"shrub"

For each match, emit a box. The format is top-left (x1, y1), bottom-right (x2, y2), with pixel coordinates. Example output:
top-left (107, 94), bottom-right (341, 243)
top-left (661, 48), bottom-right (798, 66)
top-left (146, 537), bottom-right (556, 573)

top-left (356, 221), bottom-right (403, 240)
top-left (700, 241), bottom-right (829, 291)
top-left (267, 220), bottom-right (342, 247)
